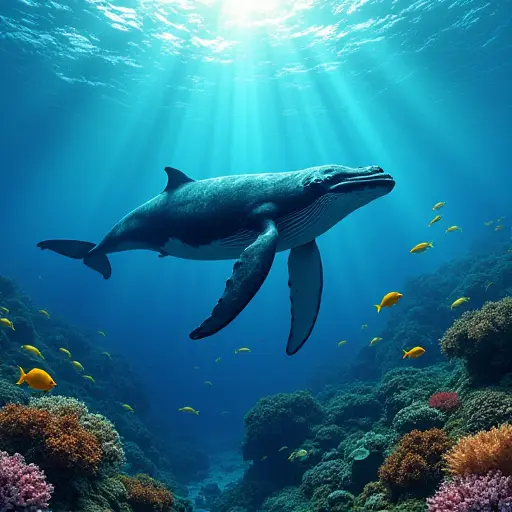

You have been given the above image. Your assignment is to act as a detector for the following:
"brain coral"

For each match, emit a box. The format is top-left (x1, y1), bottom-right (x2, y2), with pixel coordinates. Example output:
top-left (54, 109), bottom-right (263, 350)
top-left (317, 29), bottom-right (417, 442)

top-left (440, 297), bottom-right (512, 381)
top-left (119, 474), bottom-right (173, 512)
top-left (378, 429), bottom-right (452, 495)
top-left (392, 402), bottom-right (446, 434)
top-left (0, 403), bottom-right (102, 476)
top-left (242, 391), bottom-right (322, 462)
top-left (445, 424), bottom-right (512, 477)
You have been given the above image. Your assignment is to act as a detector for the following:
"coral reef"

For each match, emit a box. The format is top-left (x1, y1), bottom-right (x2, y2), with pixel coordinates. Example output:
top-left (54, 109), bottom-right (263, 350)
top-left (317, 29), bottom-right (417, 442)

top-left (427, 392), bottom-right (460, 412)
top-left (0, 450), bottom-right (54, 511)
top-left (392, 402), bottom-right (446, 434)
top-left (427, 470), bottom-right (512, 511)
top-left (378, 429), bottom-right (452, 496)
top-left (119, 473), bottom-right (173, 512)
top-left (300, 459), bottom-right (351, 499)
top-left (440, 297), bottom-right (512, 382)
top-left (445, 424), bottom-right (512, 476)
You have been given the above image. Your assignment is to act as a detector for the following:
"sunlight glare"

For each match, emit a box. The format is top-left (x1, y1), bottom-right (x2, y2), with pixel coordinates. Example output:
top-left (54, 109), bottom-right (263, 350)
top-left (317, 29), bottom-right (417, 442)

top-left (219, 0), bottom-right (280, 22)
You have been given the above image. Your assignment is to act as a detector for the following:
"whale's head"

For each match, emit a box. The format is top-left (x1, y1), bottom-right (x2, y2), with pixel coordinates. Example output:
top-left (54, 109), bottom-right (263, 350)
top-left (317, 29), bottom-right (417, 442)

top-left (303, 164), bottom-right (395, 209)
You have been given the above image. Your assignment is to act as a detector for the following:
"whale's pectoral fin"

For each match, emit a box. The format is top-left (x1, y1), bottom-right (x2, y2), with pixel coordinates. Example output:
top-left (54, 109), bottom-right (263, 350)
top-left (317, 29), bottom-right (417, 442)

top-left (37, 239), bottom-right (112, 280)
top-left (190, 219), bottom-right (278, 340)
top-left (286, 239), bottom-right (323, 355)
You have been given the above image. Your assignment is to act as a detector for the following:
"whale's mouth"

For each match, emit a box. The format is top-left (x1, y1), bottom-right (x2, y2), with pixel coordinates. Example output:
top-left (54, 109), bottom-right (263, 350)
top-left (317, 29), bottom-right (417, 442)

top-left (329, 167), bottom-right (395, 193)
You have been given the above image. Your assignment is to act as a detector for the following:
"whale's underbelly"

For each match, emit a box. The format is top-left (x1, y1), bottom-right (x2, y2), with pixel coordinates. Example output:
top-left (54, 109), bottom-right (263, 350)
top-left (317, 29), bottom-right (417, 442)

top-left (161, 194), bottom-right (347, 261)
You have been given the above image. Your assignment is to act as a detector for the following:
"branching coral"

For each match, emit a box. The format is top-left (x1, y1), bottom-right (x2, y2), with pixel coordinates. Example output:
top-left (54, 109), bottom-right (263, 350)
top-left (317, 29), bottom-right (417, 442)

top-left (378, 429), bottom-right (452, 494)
top-left (440, 297), bottom-right (512, 381)
top-left (0, 403), bottom-right (102, 476)
top-left (427, 470), bottom-right (512, 511)
top-left (119, 474), bottom-right (173, 512)
top-left (0, 450), bottom-right (54, 511)
top-left (428, 392), bottom-right (460, 413)
top-left (29, 395), bottom-right (125, 475)
top-left (445, 424), bottom-right (512, 476)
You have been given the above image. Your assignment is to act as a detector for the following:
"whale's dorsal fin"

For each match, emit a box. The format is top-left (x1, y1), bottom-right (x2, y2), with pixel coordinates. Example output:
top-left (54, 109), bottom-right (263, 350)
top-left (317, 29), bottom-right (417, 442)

top-left (163, 166), bottom-right (195, 192)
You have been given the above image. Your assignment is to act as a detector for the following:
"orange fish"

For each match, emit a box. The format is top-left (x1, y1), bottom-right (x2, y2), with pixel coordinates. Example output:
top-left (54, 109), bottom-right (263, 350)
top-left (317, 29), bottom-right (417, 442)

top-left (402, 347), bottom-right (425, 359)
top-left (375, 292), bottom-right (403, 313)
top-left (16, 367), bottom-right (56, 392)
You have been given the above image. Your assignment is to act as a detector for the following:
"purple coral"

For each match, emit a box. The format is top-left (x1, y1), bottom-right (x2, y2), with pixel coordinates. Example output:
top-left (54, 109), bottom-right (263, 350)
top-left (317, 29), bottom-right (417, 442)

top-left (427, 470), bottom-right (512, 511)
top-left (0, 450), bottom-right (53, 511)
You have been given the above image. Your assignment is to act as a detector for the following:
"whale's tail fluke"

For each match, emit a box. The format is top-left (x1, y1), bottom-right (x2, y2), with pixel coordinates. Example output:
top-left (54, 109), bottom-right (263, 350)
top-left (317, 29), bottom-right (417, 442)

top-left (37, 239), bottom-right (112, 279)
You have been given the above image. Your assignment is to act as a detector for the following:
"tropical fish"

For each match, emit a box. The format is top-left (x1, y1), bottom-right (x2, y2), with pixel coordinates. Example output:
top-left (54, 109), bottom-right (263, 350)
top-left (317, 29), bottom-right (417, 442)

top-left (445, 226), bottom-right (462, 233)
top-left (215, 357), bottom-right (222, 363)
top-left (59, 348), bottom-right (72, 358)
top-left (484, 220), bottom-right (494, 226)
top-left (234, 348), bottom-right (251, 354)
top-left (83, 375), bottom-right (96, 383)
top-left (98, 330), bottom-right (106, 337)
top-left (278, 446), bottom-right (289, 452)
top-left (429, 215), bottom-right (442, 226)
top-left (485, 281), bottom-right (493, 292)
top-left (0, 307), bottom-right (9, 314)
top-left (451, 297), bottom-right (470, 310)
top-left (288, 449), bottom-right (308, 461)
top-left (495, 225), bottom-right (504, 231)
top-left (370, 337), bottom-right (383, 346)
top-left (375, 292), bottom-right (403, 313)
top-left (16, 367), bottom-right (56, 392)
top-left (410, 242), bottom-right (433, 254)
top-left (179, 407), bottom-right (199, 416)
top-left (361, 324), bottom-right (368, 330)
top-left (71, 360), bottom-right (85, 372)
top-left (0, 318), bottom-right (15, 331)
top-left (122, 404), bottom-right (134, 412)
top-left (21, 345), bottom-right (44, 359)
top-left (338, 340), bottom-right (347, 347)
top-left (101, 351), bottom-right (112, 359)
top-left (402, 346), bottom-right (425, 359)
top-left (432, 202), bottom-right (445, 211)
top-left (38, 309), bottom-right (50, 318)
top-left (205, 381), bottom-right (213, 386)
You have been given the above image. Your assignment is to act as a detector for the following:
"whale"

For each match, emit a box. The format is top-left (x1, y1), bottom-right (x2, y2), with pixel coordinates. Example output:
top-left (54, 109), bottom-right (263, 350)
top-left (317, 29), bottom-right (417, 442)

top-left (37, 164), bottom-right (395, 355)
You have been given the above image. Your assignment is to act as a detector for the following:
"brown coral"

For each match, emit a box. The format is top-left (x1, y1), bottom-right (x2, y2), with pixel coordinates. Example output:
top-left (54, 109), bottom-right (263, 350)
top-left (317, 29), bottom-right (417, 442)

top-left (119, 474), bottom-right (173, 512)
top-left (440, 297), bottom-right (512, 381)
top-left (445, 424), bottom-right (512, 476)
top-left (378, 428), bottom-right (453, 492)
top-left (0, 403), bottom-right (102, 476)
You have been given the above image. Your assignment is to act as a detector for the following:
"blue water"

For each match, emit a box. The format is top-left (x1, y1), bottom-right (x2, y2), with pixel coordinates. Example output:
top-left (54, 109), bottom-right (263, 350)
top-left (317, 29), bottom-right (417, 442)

top-left (0, 0), bottom-right (511, 451)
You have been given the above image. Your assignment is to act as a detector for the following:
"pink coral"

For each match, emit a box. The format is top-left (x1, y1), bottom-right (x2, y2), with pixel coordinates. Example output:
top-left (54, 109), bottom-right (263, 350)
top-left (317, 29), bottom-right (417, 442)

top-left (427, 470), bottom-right (512, 511)
top-left (428, 392), bottom-right (460, 412)
top-left (0, 450), bottom-right (53, 511)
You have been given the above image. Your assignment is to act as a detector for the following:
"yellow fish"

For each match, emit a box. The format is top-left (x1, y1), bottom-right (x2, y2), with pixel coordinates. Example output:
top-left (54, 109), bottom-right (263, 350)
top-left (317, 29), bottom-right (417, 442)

top-left (446, 226), bottom-right (462, 233)
top-left (0, 307), bottom-right (9, 314)
top-left (179, 406), bottom-right (199, 416)
top-left (59, 348), bottom-right (72, 358)
top-left (16, 367), bottom-right (56, 392)
top-left (71, 360), bottom-right (85, 372)
top-left (370, 337), bottom-right (383, 346)
top-left (485, 281), bottom-right (493, 292)
top-left (122, 404), bottom-right (134, 412)
top-left (234, 348), bottom-right (251, 354)
top-left (101, 351), bottom-right (112, 359)
top-left (495, 225), bottom-right (504, 231)
top-left (215, 357), bottom-right (222, 363)
top-left (410, 242), bottom-right (433, 254)
top-left (97, 330), bottom-right (106, 337)
top-left (38, 309), bottom-right (50, 318)
top-left (288, 449), bottom-right (308, 461)
top-left (451, 297), bottom-right (470, 310)
top-left (21, 345), bottom-right (44, 359)
top-left (375, 292), bottom-right (403, 313)
top-left (361, 324), bottom-right (368, 330)
top-left (484, 220), bottom-right (495, 226)
top-left (83, 375), bottom-right (95, 383)
top-left (0, 318), bottom-right (15, 331)
top-left (205, 381), bottom-right (213, 386)
top-left (402, 346), bottom-right (425, 359)
top-left (429, 215), bottom-right (442, 226)
top-left (338, 340), bottom-right (347, 347)
top-left (432, 202), bottom-right (445, 211)
top-left (278, 446), bottom-right (289, 452)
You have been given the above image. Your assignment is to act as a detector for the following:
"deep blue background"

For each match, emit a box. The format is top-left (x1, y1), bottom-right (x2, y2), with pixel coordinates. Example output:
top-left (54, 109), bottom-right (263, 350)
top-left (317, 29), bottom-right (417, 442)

top-left (1, 0), bottom-right (511, 450)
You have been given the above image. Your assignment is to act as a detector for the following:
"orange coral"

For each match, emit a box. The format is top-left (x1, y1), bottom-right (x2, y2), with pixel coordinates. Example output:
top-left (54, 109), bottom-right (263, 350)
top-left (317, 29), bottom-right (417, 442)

top-left (0, 404), bottom-right (102, 476)
top-left (119, 474), bottom-right (173, 512)
top-left (445, 424), bottom-right (512, 476)
top-left (379, 428), bottom-right (453, 491)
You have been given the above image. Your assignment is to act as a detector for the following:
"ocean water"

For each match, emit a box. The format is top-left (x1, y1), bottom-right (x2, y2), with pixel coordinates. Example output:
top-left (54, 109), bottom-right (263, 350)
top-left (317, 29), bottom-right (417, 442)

top-left (0, 0), bottom-right (511, 496)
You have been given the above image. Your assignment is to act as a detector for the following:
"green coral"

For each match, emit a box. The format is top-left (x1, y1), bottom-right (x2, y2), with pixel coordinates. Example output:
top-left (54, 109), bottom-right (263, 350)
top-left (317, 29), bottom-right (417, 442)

top-left (0, 378), bottom-right (28, 406)
top-left (440, 297), bottom-right (512, 381)
top-left (260, 487), bottom-right (310, 512)
top-left (392, 402), bottom-right (446, 434)
top-left (326, 392), bottom-right (381, 426)
top-left (327, 490), bottom-right (355, 511)
top-left (313, 424), bottom-right (344, 449)
top-left (73, 476), bottom-right (131, 512)
top-left (300, 460), bottom-right (351, 499)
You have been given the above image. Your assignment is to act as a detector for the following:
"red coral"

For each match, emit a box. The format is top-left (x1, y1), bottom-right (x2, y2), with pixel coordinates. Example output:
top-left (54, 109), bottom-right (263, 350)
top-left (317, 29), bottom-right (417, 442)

top-left (428, 392), bottom-right (460, 412)
top-left (0, 404), bottom-right (102, 476)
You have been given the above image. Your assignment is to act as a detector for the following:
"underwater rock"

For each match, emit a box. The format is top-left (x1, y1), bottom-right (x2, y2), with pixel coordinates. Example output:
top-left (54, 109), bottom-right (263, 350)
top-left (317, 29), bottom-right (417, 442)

top-left (125, 441), bottom-right (157, 476)
top-left (242, 390), bottom-right (322, 462)
top-left (0, 378), bottom-right (28, 407)
top-left (351, 450), bottom-right (384, 495)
